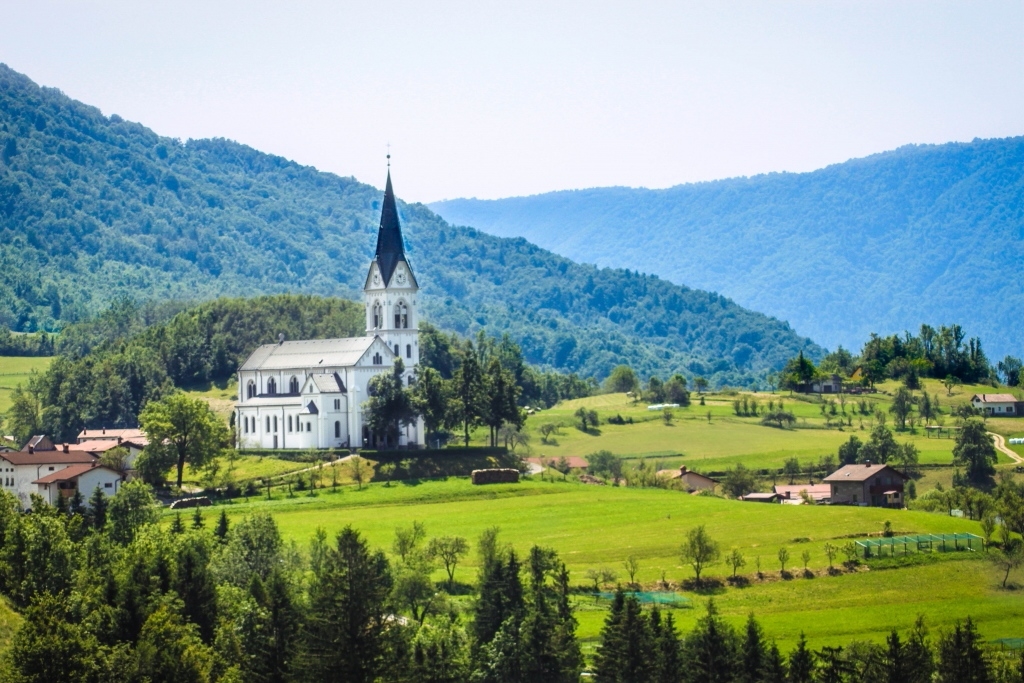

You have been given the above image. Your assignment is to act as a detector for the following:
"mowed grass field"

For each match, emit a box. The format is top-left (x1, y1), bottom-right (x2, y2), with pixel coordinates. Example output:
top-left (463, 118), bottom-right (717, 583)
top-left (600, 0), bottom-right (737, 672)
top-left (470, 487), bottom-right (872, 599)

top-left (0, 356), bottom-right (53, 417)
top-left (197, 477), bottom-right (1024, 649)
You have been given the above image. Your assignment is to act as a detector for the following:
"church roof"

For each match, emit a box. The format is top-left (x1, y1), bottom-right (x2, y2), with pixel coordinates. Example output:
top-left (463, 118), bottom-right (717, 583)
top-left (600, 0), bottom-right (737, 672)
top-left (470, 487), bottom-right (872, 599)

top-left (240, 337), bottom-right (379, 372)
top-left (374, 171), bottom-right (409, 285)
top-left (310, 373), bottom-right (346, 394)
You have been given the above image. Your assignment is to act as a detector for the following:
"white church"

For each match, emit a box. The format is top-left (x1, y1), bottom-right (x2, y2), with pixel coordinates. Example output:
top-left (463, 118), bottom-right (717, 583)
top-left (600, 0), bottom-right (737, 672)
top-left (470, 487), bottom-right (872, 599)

top-left (235, 171), bottom-right (425, 450)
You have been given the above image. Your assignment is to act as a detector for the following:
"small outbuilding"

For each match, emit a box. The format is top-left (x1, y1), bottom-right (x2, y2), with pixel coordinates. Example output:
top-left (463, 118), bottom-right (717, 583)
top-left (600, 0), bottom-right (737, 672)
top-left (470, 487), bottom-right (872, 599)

top-left (657, 465), bottom-right (718, 492)
top-left (739, 492), bottom-right (781, 503)
top-left (824, 463), bottom-right (908, 507)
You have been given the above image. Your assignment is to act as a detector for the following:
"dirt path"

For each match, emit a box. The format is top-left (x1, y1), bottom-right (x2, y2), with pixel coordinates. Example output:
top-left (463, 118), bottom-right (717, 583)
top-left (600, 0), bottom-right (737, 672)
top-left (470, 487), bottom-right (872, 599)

top-left (988, 431), bottom-right (1023, 464)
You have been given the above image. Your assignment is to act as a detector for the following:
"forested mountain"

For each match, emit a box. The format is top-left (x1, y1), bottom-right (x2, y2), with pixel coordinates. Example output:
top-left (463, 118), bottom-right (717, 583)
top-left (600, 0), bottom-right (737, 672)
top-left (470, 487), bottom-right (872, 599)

top-left (431, 137), bottom-right (1024, 361)
top-left (0, 63), bottom-right (819, 384)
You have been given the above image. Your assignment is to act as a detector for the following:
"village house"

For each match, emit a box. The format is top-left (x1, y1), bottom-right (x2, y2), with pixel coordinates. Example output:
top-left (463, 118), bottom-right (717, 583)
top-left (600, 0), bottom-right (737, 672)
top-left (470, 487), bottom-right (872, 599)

top-left (656, 465), bottom-right (718, 492)
top-left (33, 463), bottom-right (123, 506)
top-left (2, 446), bottom-right (100, 508)
top-left (77, 428), bottom-right (147, 444)
top-left (970, 394), bottom-right (1021, 417)
top-left (824, 463), bottom-right (908, 507)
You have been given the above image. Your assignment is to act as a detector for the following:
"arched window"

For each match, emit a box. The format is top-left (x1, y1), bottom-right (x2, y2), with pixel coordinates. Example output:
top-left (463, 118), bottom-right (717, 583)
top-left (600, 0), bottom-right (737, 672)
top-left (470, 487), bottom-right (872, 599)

top-left (247, 381), bottom-right (256, 399)
top-left (266, 416), bottom-right (270, 432)
top-left (289, 376), bottom-right (299, 394)
top-left (335, 421), bottom-right (341, 438)
top-left (267, 378), bottom-right (277, 395)
top-left (306, 421), bottom-right (312, 432)
top-left (394, 344), bottom-right (400, 357)
top-left (288, 416), bottom-right (293, 432)
top-left (243, 417), bottom-right (248, 434)
top-left (395, 302), bottom-right (408, 329)
top-left (406, 344), bottom-right (412, 359)
top-left (273, 416), bottom-right (278, 432)
top-left (373, 352), bottom-right (382, 365)
top-left (373, 302), bottom-right (382, 329)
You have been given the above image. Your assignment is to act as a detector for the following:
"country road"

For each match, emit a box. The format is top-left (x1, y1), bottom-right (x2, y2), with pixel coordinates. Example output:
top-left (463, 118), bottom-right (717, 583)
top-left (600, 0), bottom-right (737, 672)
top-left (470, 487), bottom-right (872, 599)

top-left (989, 431), bottom-right (1023, 464)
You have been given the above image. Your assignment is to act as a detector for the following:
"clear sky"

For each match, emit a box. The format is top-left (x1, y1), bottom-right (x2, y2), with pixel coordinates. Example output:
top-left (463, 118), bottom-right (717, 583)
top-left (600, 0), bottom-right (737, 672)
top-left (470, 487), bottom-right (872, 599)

top-left (2, 1), bottom-right (1021, 202)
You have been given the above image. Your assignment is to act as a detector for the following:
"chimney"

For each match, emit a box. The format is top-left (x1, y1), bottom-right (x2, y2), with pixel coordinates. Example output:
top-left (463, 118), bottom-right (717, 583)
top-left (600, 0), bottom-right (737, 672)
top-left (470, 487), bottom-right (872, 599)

top-left (63, 444), bottom-right (69, 453)
top-left (278, 333), bottom-right (285, 345)
top-left (102, 427), bottom-right (106, 435)
top-left (865, 460), bottom-right (871, 467)
top-left (28, 446), bottom-right (34, 454)
top-left (117, 437), bottom-right (122, 444)
top-left (680, 465), bottom-right (688, 474)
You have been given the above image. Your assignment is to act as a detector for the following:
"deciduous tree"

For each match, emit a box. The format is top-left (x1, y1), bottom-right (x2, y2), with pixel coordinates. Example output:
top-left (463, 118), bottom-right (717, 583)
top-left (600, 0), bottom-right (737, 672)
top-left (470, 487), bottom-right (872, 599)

top-left (139, 391), bottom-right (229, 489)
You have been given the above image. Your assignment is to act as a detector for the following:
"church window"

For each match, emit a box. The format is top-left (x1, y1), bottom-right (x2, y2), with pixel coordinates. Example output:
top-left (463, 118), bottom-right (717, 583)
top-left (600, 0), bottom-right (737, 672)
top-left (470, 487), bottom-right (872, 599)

top-left (243, 418), bottom-right (248, 434)
top-left (306, 422), bottom-right (312, 432)
top-left (289, 376), bottom-right (299, 394)
top-left (395, 302), bottom-right (408, 329)
top-left (266, 416), bottom-right (271, 432)
top-left (373, 302), bottom-right (382, 329)
top-left (406, 344), bottom-right (412, 359)
top-left (267, 378), bottom-right (277, 395)
top-left (288, 416), bottom-right (293, 432)
top-left (247, 381), bottom-right (256, 399)
top-left (273, 416), bottom-right (278, 432)
top-left (334, 399), bottom-right (341, 410)
top-left (373, 352), bottom-right (382, 365)
top-left (335, 421), bottom-right (341, 438)
top-left (395, 344), bottom-right (400, 356)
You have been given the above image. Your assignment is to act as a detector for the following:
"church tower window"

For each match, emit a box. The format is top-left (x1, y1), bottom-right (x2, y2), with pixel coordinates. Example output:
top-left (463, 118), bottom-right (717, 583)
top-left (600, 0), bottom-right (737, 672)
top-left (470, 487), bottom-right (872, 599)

top-left (395, 302), bottom-right (408, 329)
top-left (394, 344), bottom-right (400, 357)
top-left (373, 302), bottom-right (382, 329)
top-left (406, 344), bottom-right (412, 359)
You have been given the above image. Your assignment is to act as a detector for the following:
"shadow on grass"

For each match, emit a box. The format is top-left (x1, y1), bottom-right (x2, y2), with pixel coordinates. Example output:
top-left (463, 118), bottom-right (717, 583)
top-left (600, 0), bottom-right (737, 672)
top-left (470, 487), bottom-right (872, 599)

top-left (726, 575), bottom-right (750, 588)
top-left (780, 570), bottom-right (794, 581)
top-left (439, 580), bottom-right (475, 596)
top-left (681, 578), bottom-right (726, 595)
top-left (399, 478), bottom-right (425, 487)
top-left (802, 569), bottom-right (815, 579)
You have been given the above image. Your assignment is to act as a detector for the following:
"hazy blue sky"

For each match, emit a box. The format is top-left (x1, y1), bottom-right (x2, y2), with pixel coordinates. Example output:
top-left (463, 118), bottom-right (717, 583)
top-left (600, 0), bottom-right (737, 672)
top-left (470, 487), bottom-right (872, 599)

top-left (3, 1), bottom-right (1021, 202)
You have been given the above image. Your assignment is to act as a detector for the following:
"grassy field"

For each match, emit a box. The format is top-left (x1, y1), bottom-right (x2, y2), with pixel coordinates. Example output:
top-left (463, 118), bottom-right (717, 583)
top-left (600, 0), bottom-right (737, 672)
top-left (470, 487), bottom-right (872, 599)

top-left (193, 477), bottom-right (1023, 649)
top-left (0, 356), bottom-right (53, 417)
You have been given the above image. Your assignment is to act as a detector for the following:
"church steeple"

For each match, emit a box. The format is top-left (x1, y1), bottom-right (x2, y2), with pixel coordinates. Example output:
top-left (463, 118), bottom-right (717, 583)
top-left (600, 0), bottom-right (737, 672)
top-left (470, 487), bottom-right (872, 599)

top-left (374, 170), bottom-right (408, 285)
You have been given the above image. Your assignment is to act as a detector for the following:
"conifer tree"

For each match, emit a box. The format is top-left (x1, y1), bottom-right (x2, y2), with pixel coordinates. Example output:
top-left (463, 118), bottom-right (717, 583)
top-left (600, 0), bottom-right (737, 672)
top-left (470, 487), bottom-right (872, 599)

top-left (741, 613), bottom-right (767, 683)
top-left (191, 506), bottom-right (204, 529)
top-left (88, 486), bottom-right (107, 530)
top-left (682, 600), bottom-right (739, 683)
top-left (652, 608), bottom-right (684, 683)
top-left (787, 633), bottom-right (815, 683)
top-left (936, 618), bottom-right (990, 683)
top-left (68, 488), bottom-right (85, 517)
top-left (170, 513), bottom-right (185, 534)
top-left (215, 510), bottom-right (230, 542)
top-left (763, 642), bottom-right (788, 683)
top-left (903, 616), bottom-right (934, 683)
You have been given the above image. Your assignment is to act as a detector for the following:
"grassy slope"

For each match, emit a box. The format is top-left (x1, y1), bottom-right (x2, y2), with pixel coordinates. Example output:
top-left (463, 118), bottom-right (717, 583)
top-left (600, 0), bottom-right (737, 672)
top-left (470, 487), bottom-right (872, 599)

top-left (0, 356), bottom-right (52, 416)
top-left (198, 477), bottom-right (1023, 648)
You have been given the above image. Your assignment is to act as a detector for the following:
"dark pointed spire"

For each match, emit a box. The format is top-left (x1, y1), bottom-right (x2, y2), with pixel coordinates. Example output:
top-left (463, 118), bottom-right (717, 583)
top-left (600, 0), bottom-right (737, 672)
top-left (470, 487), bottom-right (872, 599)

top-left (374, 170), bottom-right (407, 284)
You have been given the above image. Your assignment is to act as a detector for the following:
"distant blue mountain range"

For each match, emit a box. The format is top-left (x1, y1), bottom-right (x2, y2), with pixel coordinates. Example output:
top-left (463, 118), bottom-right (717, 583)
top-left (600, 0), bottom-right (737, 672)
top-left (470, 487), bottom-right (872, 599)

top-left (431, 137), bottom-right (1024, 360)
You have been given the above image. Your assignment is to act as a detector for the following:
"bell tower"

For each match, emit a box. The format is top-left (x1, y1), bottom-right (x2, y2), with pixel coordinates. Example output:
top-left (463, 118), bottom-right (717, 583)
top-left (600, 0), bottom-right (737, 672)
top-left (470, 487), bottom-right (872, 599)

top-left (364, 169), bottom-right (420, 377)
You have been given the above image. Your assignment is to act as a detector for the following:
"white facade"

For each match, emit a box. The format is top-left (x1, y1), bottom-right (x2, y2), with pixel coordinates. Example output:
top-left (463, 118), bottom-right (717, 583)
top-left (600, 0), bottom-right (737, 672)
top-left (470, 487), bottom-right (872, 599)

top-left (971, 394), bottom-right (1018, 416)
top-left (1, 451), bottom-right (100, 508)
top-left (34, 464), bottom-right (123, 506)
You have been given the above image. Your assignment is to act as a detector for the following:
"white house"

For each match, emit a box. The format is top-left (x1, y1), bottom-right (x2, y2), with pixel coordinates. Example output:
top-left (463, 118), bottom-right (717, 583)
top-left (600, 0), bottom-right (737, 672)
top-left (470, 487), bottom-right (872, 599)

top-left (34, 463), bottom-right (123, 506)
top-left (1, 447), bottom-right (100, 508)
top-left (235, 170), bottom-right (425, 450)
top-left (971, 394), bottom-right (1019, 416)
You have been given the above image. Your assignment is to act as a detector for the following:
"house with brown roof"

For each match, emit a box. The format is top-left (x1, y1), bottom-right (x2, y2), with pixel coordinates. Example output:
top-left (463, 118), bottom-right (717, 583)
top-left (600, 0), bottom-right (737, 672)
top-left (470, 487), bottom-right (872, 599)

top-left (824, 463), bottom-right (908, 507)
top-left (656, 465), bottom-right (718, 492)
top-left (1, 446), bottom-right (100, 508)
top-left (76, 428), bottom-right (147, 443)
top-left (970, 394), bottom-right (1021, 417)
top-left (34, 463), bottom-right (123, 507)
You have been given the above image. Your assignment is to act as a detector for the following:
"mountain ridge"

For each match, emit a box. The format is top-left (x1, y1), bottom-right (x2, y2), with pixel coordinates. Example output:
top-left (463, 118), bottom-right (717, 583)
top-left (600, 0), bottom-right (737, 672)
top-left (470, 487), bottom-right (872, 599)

top-left (0, 63), bottom-right (819, 385)
top-left (431, 136), bottom-right (1024, 360)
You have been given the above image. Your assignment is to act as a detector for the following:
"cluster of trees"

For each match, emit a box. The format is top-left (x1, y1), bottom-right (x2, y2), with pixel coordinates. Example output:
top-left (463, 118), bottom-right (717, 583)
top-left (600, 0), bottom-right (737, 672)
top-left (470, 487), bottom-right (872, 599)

top-left (594, 597), bottom-right (1024, 683)
top-left (0, 482), bottom-right (587, 683)
top-left (603, 365), bottom-right (694, 404)
top-left (0, 64), bottom-right (817, 383)
top-left (778, 323), bottom-right (1004, 393)
top-left (0, 327), bottom-right (53, 356)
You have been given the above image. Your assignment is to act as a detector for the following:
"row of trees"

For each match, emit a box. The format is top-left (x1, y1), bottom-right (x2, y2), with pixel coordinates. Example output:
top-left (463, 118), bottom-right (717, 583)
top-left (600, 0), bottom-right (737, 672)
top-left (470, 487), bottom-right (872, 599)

top-left (603, 364), bottom-right (703, 402)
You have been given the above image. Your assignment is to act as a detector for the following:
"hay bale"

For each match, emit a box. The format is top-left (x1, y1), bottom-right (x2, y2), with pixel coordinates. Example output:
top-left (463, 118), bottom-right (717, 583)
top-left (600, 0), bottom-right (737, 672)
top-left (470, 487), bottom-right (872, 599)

top-left (471, 468), bottom-right (520, 485)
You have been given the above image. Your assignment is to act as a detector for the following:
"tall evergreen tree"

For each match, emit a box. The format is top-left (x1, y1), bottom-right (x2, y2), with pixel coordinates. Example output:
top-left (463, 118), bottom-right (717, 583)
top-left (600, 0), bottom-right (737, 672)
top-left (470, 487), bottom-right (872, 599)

top-left (903, 616), bottom-right (935, 683)
top-left (936, 618), bottom-right (990, 683)
top-left (300, 526), bottom-right (394, 683)
top-left (652, 608), bottom-right (684, 683)
top-left (788, 633), bottom-right (815, 683)
top-left (741, 613), bottom-right (768, 683)
top-left (763, 642), bottom-right (788, 683)
top-left (682, 600), bottom-right (739, 683)
top-left (593, 590), bottom-right (654, 683)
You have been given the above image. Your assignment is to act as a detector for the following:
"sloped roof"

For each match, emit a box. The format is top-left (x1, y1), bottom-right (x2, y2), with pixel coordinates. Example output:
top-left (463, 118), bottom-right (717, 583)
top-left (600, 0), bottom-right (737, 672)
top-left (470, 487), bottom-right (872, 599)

top-left (240, 337), bottom-right (378, 371)
top-left (824, 463), bottom-right (908, 483)
top-left (972, 393), bottom-right (1017, 403)
top-left (70, 440), bottom-right (122, 453)
top-left (774, 484), bottom-right (832, 500)
top-left (310, 372), bottom-right (346, 393)
top-left (33, 463), bottom-right (122, 484)
top-left (2, 450), bottom-right (98, 466)
top-left (77, 428), bottom-right (146, 441)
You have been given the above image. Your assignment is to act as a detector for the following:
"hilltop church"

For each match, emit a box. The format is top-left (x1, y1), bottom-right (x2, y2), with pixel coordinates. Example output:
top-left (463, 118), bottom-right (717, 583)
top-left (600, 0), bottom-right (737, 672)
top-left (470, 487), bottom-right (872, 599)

top-left (234, 171), bottom-right (425, 449)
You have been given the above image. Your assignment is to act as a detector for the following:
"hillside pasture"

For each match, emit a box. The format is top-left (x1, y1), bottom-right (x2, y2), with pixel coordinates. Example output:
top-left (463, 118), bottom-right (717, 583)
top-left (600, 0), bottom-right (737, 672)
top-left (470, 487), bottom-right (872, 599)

top-left (0, 356), bottom-right (53, 416)
top-left (196, 477), bottom-right (1023, 648)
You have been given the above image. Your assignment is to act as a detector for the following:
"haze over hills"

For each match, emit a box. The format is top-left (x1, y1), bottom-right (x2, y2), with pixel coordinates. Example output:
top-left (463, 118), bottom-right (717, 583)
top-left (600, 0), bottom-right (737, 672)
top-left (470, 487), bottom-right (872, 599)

top-left (0, 64), bottom-right (820, 384)
top-left (431, 138), bottom-right (1024, 361)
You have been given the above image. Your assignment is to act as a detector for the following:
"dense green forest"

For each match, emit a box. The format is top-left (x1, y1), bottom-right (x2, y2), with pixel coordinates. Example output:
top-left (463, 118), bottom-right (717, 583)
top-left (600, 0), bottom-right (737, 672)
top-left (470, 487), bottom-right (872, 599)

top-left (1, 485), bottom-right (1021, 683)
top-left (431, 136), bottom-right (1024, 363)
top-left (0, 64), bottom-right (818, 384)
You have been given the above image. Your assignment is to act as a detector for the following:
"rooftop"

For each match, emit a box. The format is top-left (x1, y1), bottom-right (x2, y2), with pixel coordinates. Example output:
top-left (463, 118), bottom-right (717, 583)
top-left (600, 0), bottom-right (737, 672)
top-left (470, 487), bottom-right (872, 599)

top-left (240, 337), bottom-right (379, 372)
top-left (972, 393), bottom-right (1018, 403)
top-left (33, 463), bottom-right (121, 484)
top-left (2, 450), bottom-right (98, 466)
top-left (77, 428), bottom-right (146, 442)
top-left (823, 463), bottom-right (908, 483)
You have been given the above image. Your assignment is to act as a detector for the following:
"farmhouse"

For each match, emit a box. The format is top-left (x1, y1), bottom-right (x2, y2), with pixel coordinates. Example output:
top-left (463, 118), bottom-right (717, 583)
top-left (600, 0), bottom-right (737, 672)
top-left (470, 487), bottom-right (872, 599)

top-left (235, 171), bottom-right (425, 450)
top-left (657, 465), bottom-right (718, 492)
top-left (810, 374), bottom-right (843, 394)
top-left (970, 394), bottom-right (1021, 417)
top-left (77, 428), bottom-right (147, 443)
top-left (824, 463), bottom-right (908, 507)
top-left (1, 447), bottom-right (100, 508)
top-left (34, 463), bottom-right (123, 506)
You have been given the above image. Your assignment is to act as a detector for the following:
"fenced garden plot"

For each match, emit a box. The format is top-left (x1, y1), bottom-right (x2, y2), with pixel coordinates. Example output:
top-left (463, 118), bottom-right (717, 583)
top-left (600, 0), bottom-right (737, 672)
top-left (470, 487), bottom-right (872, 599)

top-left (594, 592), bottom-right (691, 608)
top-left (855, 533), bottom-right (984, 559)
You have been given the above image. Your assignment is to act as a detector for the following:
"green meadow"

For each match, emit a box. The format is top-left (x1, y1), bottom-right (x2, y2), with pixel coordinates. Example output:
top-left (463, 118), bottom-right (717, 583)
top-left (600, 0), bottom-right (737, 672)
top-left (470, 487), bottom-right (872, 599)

top-left (192, 477), bottom-right (1023, 649)
top-left (0, 356), bottom-right (52, 417)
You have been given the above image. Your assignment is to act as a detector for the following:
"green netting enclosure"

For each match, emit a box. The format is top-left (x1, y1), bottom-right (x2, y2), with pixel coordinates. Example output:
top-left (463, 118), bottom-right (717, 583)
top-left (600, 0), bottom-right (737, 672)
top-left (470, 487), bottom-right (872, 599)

top-left (855, 533), bottom-right (983, 558)
top-left (596, 592), bottom-right (691, 608)
top-left (991, 638), bottom-right (1024, 651)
